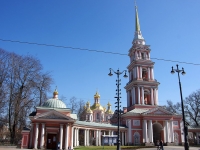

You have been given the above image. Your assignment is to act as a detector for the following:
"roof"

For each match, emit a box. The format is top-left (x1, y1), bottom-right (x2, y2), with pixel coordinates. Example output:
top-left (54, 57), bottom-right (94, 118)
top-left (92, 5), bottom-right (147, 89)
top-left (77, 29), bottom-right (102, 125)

top-left (122, 106), bottom-right (180, 117)
top-left (42, 98), bottom-right (67, 108)
top-left (74, 121), bottom-right (127, 129)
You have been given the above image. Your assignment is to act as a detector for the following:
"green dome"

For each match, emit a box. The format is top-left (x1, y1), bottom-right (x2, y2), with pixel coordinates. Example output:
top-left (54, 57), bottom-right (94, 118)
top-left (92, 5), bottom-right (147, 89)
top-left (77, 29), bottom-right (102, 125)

top-left (42, 98), bottom-right (67, 108)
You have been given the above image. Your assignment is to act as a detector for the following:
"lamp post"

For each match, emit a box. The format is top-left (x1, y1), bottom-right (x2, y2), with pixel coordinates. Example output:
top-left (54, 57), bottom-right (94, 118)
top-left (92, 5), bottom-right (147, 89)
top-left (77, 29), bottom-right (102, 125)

top-left (171, 64), bottom-right (189, 150)
top-left (108, 68), bottom-right (128, 150)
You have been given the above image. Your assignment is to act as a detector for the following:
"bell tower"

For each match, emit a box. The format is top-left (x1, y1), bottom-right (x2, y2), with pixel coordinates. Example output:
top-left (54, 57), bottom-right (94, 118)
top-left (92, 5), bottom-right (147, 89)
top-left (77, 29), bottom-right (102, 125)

top-left (124, 5), bottom-right (160, 111)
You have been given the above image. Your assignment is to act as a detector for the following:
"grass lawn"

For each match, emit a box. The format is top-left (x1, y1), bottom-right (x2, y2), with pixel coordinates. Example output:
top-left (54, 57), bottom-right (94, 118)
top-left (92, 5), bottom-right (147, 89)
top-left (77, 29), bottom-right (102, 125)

top-left (74, 146), bottom-right (154, 150)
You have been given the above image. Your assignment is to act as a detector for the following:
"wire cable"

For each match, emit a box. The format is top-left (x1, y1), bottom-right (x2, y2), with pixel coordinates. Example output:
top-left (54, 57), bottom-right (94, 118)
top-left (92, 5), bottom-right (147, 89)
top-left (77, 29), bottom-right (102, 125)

top-left (0, 38), bottom-right (200, 66)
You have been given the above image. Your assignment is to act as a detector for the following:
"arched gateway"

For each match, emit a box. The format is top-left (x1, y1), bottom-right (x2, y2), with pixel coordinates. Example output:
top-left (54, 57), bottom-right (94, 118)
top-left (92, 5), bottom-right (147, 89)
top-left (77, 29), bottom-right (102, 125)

top-left (153, 123), bottom-right (162, 143)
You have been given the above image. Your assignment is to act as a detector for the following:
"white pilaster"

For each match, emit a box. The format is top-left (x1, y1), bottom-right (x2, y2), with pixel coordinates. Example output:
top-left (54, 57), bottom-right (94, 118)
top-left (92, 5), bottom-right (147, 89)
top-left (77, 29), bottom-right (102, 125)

top-left (127, 91), bottom-right (130, 107)
top-left (136, 66), bottom-right (138, 79)
top-left (138, 86), bottom-right (140, 105)
top-left (65, 125), bottom-right (69, 150)
top-left (151, 67), bottom-right (154, 80)
top-left (141, 87), bottom-right (144, 105)
top-left (170, 121), bottom-right (174, 142)
top-left (133, 67), bottom-right (136, 79)
top-left (99, 130), bottom-right (101, 146)
top-left (71, 126), bottom-right (74, 149)
top-left (84, 129), bottom-right (87, 146)
top-left (165, 121), bottom-right (169, 143)
top-left (87, 129), bottom-right (90, 146)
top-left (128, 120), bottom-right (132, 144)
top-left (144, 52), bottom-right (147, 60)
top-left (34, 123), bottom-right (39, 149)
top-left (143, 120), bottom-right (147, 143)
top-left (148, 68), bottom-right (150, 80)
top-left (151, 88), bottom-right (154, 105)
top-left (154, 88), bottom-right (157, 105)
top-left (139, 52), bottom-right (141, 59)
top-left (148, 53), bottom-right (150, 60)
top-left (135, 51), bottom-right (138, 59)
top-left (156, 88), bottom-right (159, 105)
top-left (77, 128), bottom-right (79, 146)
top-left (74, 128), bottom-right (77, 147)
top-left (132, 87), bottom-right (135, 105)
top-left (148, 120), bottom-right (153, 143)
top-left (96, 130), bottom-right (98, 146)
top-left (140, 67), bottom-right (142, 79)
top-left (122, 132), bottom-right (124, 146)
top-left (60, 124), bottom-right (63, 149)
top-left (40, 123), bottom-right (45, 149)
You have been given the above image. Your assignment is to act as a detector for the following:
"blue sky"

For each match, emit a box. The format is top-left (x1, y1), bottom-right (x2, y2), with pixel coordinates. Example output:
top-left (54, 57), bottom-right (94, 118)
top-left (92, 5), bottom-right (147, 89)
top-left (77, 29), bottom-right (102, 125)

top-left (0, 0), bottom-right (200, 110)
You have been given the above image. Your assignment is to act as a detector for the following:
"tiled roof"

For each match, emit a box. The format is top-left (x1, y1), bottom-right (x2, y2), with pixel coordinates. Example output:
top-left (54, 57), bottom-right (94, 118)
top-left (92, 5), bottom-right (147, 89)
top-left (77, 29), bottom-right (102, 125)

top-left (74, 121), bottom-right (127, 129)
top-left (126, 108), bottom-right (150, 114)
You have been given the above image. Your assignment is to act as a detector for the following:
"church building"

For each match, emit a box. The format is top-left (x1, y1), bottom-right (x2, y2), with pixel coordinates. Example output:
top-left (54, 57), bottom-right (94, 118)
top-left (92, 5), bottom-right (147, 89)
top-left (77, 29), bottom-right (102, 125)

top-left (21, 4), bottom-right (200, 150)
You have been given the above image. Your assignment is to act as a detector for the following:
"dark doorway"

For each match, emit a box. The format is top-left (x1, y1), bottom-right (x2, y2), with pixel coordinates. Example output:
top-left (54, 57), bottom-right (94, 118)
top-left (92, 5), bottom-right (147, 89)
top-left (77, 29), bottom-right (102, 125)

top-left (47, 134), bottom-right (57, 150)
top-left (153, 123), bottom-right (162, 144)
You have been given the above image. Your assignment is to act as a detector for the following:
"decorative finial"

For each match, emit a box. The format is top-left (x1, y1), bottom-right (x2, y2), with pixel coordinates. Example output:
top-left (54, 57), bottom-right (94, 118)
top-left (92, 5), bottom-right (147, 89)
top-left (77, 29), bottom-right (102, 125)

top-left (53, 86), bottom-right (58, 98)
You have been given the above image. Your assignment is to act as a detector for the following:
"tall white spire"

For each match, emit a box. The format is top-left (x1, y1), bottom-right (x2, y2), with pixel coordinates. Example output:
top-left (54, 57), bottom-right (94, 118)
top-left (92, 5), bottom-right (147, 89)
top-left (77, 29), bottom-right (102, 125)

top-left (133, 3), bottom-right (145, 45)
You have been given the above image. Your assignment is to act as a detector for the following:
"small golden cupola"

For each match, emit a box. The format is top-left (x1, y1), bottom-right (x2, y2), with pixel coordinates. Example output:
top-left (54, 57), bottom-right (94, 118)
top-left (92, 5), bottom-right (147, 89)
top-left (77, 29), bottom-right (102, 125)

top-left (94, 91), bottom-right (100, 103)
top-left (105, 102), bottom-right (113, 114)
top-left (86, 101), bottom-right (93, 114)
top-left (91, 91), bottom-right (104, 111)
top-left (53, 87), bottom-right (59, 99)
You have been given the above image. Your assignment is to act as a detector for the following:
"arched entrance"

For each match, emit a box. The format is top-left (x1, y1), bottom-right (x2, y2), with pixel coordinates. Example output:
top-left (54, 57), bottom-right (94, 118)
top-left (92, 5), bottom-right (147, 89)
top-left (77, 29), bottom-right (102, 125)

top-left (153, 123), bottom-right (162, 144)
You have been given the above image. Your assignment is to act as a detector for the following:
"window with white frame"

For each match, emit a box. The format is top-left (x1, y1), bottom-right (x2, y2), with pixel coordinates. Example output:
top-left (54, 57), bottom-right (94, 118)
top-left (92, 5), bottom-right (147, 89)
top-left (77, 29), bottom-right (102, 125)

top-left (133, 120), bottom-right (140, 126)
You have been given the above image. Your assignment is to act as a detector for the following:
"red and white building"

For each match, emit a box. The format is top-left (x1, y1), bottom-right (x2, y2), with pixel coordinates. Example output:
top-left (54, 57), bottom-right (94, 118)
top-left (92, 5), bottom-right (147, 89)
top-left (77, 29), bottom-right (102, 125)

top-left (21, 4), bottom-right (200, 150)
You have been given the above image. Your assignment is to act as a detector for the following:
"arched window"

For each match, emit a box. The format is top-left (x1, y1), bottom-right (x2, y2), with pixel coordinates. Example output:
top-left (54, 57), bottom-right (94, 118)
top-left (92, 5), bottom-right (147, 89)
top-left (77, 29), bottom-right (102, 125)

top-left (133, 132), bottom-right (140, 145)
top-left (97, 113), bottom-right (100, 119)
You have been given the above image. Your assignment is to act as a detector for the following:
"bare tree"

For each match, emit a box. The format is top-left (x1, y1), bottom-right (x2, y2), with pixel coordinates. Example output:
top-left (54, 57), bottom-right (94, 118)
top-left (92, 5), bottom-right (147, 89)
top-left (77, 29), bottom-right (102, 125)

top-left (165, 90), bottom-right (200, 126)
top-left (0, 49), bottom-right (53, 144)
top-left (65, 96), bottom-right (85, 120)
top-left (32, 72), bottom-right (53, 106)
top-left (164, 100), bottom-right (182, 114)
top-left (76, 99), bottom-right (85, 120)
top-left (0, 49), bottom-right (9, 114)
top-left (68, 97), bottom-right (78, 114)
top-left (184, 90), bottom-right (200, 126)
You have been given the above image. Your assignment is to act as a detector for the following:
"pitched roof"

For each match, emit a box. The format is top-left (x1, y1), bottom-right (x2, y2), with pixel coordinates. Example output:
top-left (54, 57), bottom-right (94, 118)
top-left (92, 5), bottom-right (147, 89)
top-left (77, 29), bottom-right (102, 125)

top-left (74, 121), bottom-right (127, 129)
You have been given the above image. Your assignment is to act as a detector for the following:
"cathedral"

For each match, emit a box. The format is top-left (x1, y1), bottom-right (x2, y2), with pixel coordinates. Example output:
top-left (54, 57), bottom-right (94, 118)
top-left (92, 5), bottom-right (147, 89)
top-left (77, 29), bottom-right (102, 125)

top-left (21, 4), bottom-right (200, 150)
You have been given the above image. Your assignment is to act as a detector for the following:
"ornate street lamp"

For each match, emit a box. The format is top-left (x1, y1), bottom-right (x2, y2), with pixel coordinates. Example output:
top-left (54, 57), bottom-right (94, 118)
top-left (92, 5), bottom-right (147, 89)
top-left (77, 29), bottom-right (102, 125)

top-left (108, 68), bottom-right (128, 150)
top-left (171, 64), bottom-right (189, 150)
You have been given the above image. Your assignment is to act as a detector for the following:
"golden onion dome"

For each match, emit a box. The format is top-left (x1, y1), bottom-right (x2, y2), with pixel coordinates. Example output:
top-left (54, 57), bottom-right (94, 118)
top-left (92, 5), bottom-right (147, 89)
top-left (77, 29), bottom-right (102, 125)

top-left (86, 108), bottom-right (93, 114)
top-left (106, 109), bottom-right (113, 114)
top-left (94, 91), bottom-right (100, 98)
top-left (53, 88), bottom-right (58, 95)
top-left (90, 103), bottom-right (104, 111)
top-left (107, 102), bottom-right (111, 107)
